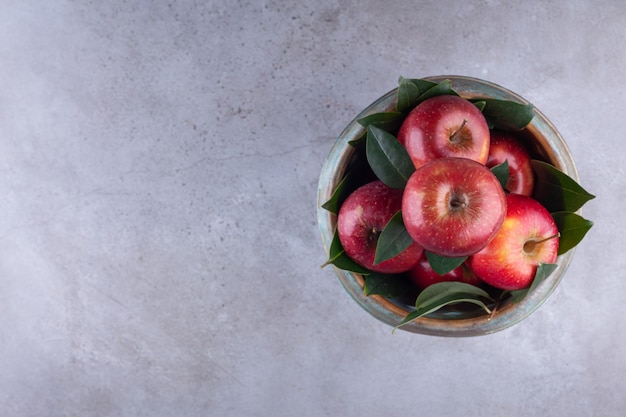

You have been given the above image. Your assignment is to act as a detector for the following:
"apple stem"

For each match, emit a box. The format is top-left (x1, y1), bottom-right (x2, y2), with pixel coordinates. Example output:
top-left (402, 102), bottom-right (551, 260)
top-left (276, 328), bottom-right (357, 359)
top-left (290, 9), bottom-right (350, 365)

top-left (449, 119), bottom-right (468, 143)
top-left (523, 233), bottom-right (560, 254)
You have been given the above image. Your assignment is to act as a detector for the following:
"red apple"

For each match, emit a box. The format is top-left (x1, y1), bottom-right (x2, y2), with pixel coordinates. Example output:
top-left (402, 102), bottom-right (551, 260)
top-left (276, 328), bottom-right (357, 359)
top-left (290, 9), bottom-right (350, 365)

top-left (402, 157), bottom-right (506, 257)
top-left (337, 181), bottom-right (423, 274)
top-left (408, 253), bottom-right (482, 290)
top-left (397, 95), bottom-right (490, 169)
top-left (486, 130), bottom-right (535, 196)
top-left (466, 193), bottom-right (559, 290)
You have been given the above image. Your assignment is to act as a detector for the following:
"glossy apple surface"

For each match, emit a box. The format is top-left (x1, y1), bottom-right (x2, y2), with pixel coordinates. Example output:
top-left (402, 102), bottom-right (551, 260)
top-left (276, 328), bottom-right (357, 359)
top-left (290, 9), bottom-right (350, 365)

top-left (397, 95), bottom-right (490, 169)
top-left (408, 253), bottom-right (482, 290)
top-left (486, 130), bottom-right (535, 196)
top-left (402, 157), bottom-right (506, 257)
top-left (337, 181), bottom-right (423, 274)
top-left (466, 193), bottom-right (559, 290)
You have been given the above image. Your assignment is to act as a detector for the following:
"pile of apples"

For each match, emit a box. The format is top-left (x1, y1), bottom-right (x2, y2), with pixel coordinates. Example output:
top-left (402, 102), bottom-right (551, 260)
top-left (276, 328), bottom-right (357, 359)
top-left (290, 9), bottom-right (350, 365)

top-left (323, 78), bottom-right (594, 318)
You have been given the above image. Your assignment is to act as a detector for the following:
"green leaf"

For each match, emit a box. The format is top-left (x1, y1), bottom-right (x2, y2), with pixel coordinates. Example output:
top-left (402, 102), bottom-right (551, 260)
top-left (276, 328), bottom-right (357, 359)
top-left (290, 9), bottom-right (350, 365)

top-left (509, 263), bottom-right (557, 303)
top-left (415, 282), bottom-right (492, 309)
top-left (473, 100), bottom-right (486, 112)
top-left (397, 78), bottom-right (420, 114)
top-left (357, 111), bottom-right (404, 133)
top-left (322, 229), bottom-right (371, 274)
top-left (529, 263), bottom-right (557, 293)
top-left (425, 251), bottom-right (468, 276)
top-left (398, 76), bottom-right (438, 94)
top-left (366, 125), bottom-right (415, 189)
top-left (490, 159), bottom-right (510, 190)
top-left (531, 160), bottom-right (596, 212)
top-left (321, 171), bottom-right (352, 214)
top-left (395, 282), bottom-right (492, 329)
top-left (374, 211), bottom-right (414, 265)
top-left (472, 98), bottom-right (535, 131)
top-left (395, 78), bottom-right (459, 115)
top-left (551, 211), bottom-right (594, 255)
top-left (415, 79), bottom-right (458, 103)
top-left (364, 272), bottom-right (412, 297)
top-left (348, 131), bottom-right (367, 148)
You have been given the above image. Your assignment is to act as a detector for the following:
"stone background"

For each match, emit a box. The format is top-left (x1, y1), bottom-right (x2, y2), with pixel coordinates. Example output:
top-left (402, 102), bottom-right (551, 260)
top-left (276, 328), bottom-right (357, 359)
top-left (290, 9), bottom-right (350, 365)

top-left (0, 1), bottom-right (622, 416)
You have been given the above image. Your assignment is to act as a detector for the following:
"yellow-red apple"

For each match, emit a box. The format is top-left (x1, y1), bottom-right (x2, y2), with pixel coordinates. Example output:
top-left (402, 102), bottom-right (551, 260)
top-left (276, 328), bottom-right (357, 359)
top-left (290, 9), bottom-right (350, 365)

top-left (466, 193), bottom-right (559, 290)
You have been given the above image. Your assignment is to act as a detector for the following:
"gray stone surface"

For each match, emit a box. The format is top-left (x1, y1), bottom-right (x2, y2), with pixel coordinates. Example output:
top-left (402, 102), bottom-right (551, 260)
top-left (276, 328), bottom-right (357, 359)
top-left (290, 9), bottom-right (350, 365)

top-left (0, 1), bottom-right (622, 415)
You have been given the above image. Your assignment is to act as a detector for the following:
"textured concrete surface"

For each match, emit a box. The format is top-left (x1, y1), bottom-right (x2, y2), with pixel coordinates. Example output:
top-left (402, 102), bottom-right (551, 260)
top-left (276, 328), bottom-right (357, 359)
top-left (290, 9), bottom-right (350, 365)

top-left (0, 1), bottom-right (623, 416)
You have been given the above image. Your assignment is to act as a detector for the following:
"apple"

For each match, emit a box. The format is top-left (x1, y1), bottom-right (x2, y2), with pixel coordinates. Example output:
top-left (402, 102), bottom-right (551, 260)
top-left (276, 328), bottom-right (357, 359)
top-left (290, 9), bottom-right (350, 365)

top-left (337, 180), bottom-right (423, 274)
top-left (408, 253), bottom-right (482, 290)
top-left (466, 193), bottom-right (559, 290)
top-left (402, 157), bottom-right (506, 257)
top-left (397, 95), bottom-right (490, 169)
top-left (486, 130), bottom-right (535, 196)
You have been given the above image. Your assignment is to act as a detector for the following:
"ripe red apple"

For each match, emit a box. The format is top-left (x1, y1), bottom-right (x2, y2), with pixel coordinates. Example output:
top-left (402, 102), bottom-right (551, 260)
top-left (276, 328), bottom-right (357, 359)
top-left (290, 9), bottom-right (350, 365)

top-left (337, 181), bottom-right (423, 274)
top-left (402, 157), bottom-right (506, 257)
top-left (466, 193), bottom-right (559, 290)
top-left (407, 253), bottom-right (482, 290)
top-left (486, 130), bottom-right (535, 196)
top-left (397, 95), bottom-right (490, 169)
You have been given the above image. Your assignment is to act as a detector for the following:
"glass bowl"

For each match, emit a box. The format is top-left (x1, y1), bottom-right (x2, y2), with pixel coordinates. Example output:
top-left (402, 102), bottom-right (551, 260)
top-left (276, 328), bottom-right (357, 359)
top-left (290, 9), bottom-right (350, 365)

top-left (317, 75), bottom-right (579, 337)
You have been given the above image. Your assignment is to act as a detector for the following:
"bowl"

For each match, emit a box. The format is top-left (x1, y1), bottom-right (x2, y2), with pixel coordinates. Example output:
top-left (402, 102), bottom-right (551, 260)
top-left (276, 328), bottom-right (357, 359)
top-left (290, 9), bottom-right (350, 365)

top-left (317, 75), bottom-right (579, 337)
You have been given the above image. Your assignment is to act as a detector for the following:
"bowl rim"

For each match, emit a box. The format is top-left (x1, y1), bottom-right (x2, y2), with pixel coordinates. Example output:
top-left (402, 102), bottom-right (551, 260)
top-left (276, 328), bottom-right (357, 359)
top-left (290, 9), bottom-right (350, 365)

top-left (317, 75), bottom-right (578, 337)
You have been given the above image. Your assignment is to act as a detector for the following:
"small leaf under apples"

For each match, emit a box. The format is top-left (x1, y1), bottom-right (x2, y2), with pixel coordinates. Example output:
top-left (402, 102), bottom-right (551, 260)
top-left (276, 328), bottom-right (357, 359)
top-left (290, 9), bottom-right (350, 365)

top-left (551, 211), bottom-right (594, 255)
top-left (531, 160), bottom-right (596, 212)
top-left (373, 210), bottom-right (415, 265)
top-left (348, 132), bottom-right (366, 149)
top-left (395, 282), bottom-right (492, 330)
top-left (321, 171), bottom-right (352, 214)
top-left (397, 79), bottom-right (420, 114)
top-left (472, 98), bottom-right (535, 131)
top-left (364, 272), bottom-right (412, 297)
top-left (398, 76), bottom-right (438, 96)
top-left (509, 263), bottom-right (557, 303)
top-left (425, 251), bottom-right (468, 276)
top-left (321, 150), bottom-right (377, 214)
top-left (415, 282), bottom-right (493, 309)
top-left (490, 159), bottom-right (510, 190)
top-left (415, 79), bottom-right (458, 103)
top-left (395, 78), bottom-right (459, 114)
top-left (357, 111), bottom-right (404, 133)
top-left (323, 229), bottom-right (371, 274)
top-left (473, 100), bottom-right (487, 112)
top-left (366, 125), bottom-right (415, 189)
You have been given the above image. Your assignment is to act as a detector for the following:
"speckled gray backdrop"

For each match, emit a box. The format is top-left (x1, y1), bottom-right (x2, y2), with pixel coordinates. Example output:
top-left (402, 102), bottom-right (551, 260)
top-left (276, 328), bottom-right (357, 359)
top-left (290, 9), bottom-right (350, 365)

top-left (0, 1), bottom-right (623, 416)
